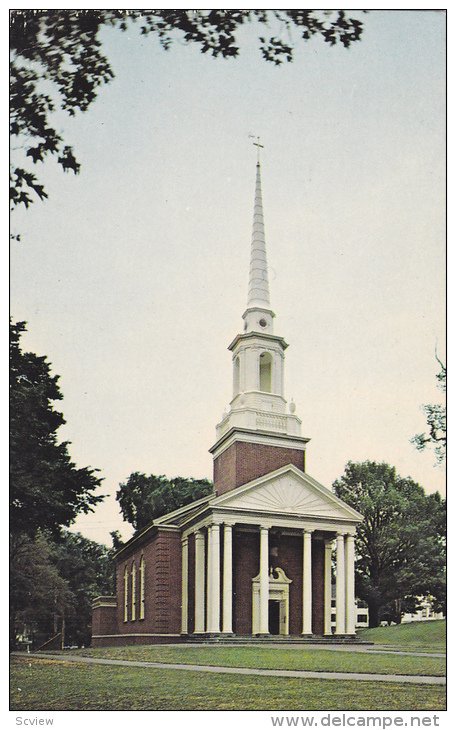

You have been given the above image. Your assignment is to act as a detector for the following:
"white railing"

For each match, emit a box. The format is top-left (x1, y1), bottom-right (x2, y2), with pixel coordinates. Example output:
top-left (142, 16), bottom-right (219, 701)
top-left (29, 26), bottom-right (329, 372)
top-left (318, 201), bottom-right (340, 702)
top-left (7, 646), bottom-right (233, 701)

top-left (256, 412), bottom-right (287, 432)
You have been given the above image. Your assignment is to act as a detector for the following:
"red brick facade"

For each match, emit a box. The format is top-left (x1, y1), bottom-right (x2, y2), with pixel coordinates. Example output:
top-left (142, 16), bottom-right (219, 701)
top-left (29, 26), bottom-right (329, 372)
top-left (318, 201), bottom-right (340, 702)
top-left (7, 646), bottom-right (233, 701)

top-left (97, 528), bottom-right (183, 643)
top-left (92, 526), bottom-right (328, 645)
top-left (213, 441), bottom-right (305, 495)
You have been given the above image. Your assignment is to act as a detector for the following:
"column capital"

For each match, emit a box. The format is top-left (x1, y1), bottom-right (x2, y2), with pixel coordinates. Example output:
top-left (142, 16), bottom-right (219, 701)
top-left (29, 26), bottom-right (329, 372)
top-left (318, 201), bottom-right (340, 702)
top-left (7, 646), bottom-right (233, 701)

top-left (336, 531), bottom-right (346, 539)
top-left (181, 535), bottom-right (189, 545)
top-left (259, 525), bottom-right (269, 532)
top-left (324, 538), bottom-right (335, 548)
top-left (194, 528), bottom-right (205, 540)
top-left (303, 528), bottom-right (314, 535)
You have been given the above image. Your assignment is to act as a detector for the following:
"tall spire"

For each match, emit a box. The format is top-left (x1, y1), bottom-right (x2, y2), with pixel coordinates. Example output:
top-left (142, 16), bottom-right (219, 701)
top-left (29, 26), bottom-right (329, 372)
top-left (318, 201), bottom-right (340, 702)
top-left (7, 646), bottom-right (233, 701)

top-left (247, 162), bottom-right (270, 309)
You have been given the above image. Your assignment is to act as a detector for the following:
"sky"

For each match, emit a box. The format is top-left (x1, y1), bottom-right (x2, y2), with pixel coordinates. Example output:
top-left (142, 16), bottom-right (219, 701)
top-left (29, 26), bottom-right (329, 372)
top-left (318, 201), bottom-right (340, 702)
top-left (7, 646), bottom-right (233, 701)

top-left (10, 9), bottom-right (446, 547)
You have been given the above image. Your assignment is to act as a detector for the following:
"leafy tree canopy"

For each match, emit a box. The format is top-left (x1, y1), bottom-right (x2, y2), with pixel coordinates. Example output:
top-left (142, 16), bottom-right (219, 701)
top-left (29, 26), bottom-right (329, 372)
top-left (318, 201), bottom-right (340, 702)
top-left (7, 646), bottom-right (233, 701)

top-left (10, 530), bottom-right (115, 649)
top-left (10, 9), bottom-right (364, 211)
top-left (411, 355), bottom-right (446, 464)
top-left (117, 472), bottom-right (213, 533)
top-left (10, 321), bottom-right (104, 536)
top-left (333, 461), bottom-right (446, 627)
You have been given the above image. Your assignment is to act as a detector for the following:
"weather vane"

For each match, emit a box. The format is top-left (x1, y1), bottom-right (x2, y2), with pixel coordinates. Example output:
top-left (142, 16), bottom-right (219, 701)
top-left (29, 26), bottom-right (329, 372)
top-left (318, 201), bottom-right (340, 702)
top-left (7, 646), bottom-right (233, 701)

top-left (248, 134), bottom-right (264, 163)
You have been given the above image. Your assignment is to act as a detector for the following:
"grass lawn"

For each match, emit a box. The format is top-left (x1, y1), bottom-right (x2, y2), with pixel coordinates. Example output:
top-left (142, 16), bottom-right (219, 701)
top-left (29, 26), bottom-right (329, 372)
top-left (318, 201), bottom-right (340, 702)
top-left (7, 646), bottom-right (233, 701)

top-left (10, 657), bottom-right (446, 711)
top-left (358, 620), bottom-right (446, 652)
top-left (60, 644), bottom-right (445, 677)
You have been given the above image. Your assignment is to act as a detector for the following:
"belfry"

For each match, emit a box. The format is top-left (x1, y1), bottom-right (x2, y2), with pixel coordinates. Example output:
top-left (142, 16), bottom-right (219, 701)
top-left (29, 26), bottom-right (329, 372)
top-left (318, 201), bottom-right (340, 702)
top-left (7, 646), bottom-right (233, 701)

top-left (92, 158), bottom-right (363, 645)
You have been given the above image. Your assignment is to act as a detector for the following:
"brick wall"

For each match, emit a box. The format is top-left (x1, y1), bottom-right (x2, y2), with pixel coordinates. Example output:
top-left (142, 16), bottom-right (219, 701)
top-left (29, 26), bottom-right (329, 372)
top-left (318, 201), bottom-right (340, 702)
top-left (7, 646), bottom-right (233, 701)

top-left (233, 530), bottom-right (258, 634)
top-left (230, 530), bottom-right (325, 636)
top-left (110, 528), bottom-right (182, 637)
top-left (214, 441), bottom-right (305, 495)
top-left (275, 534), bottom-right (303, 635)
top-left (311, 539), bottom-right (325, 635)
top-left (91, 603), bottom-right (117, 636)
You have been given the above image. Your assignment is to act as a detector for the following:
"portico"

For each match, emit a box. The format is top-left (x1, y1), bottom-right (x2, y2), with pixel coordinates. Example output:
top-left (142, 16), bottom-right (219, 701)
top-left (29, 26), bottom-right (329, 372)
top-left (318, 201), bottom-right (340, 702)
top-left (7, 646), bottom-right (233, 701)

top-left (173, 464), bottom-right (362, 638)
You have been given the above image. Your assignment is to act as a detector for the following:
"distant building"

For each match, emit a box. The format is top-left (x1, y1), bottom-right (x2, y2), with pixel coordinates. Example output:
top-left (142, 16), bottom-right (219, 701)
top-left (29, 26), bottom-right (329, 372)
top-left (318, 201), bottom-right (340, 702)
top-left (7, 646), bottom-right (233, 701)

top-left (402, 598), bottom-right (444, 624)
top-left (92, 160), bottom-right (364, 646)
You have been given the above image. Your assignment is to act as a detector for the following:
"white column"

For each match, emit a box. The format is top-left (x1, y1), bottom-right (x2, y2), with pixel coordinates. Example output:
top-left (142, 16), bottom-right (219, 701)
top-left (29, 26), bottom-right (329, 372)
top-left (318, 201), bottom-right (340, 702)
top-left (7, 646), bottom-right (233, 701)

top-left (335, 532), bottom-right (346, 635)
top-left (222, 523), bottom-right (233, 633)
top-left (206, 523), bottom-right (221, 633)
top-left (324, 539), bottom-right (334, 635)
top-left (194, 529), bottom-right (205, 633)
top-left (345, 534), bottom-right (356, 635)
top-left (302, 529), bottom-right (313, 635)
top-left (258, 526), bottom-right (269, 634)
top-left (181, 536), bottom-right (189, 634)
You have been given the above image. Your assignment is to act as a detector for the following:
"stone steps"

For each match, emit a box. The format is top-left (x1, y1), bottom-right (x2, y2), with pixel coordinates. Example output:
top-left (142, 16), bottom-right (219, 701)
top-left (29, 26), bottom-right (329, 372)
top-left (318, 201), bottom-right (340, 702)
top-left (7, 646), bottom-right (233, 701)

top-left (185, 634), bottom-right (371, 645)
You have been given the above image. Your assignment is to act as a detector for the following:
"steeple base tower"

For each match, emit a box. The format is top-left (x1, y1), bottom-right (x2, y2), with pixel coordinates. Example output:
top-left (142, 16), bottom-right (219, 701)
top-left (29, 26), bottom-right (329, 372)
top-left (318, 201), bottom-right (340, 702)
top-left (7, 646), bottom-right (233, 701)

top-left (210, 427), bottom-right (309, 496)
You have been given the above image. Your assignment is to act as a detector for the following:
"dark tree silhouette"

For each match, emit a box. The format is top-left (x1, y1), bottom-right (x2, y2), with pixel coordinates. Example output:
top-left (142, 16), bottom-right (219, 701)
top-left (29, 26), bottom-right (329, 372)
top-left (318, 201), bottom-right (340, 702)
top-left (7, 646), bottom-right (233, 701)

top-left (117, 472), bottom-right (213, 533)
top-left (10, 321), bottom-right (104, 537)
top-left (411, 355), bottom-right (446, 464)
top-left (10, 9), bottom-right (365, 209)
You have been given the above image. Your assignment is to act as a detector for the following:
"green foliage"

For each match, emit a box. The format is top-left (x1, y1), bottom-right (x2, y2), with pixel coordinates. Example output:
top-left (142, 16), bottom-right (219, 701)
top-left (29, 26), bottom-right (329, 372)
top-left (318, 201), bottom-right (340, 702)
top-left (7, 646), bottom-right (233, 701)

top-left (333, 461), bottom-right (446, 627)
top-left (10, 9), bottom-right (364, 209)
top-left (117, 472), bottom-right (213, 532)
top-left (10, 321), bottom-right (104, 537)
top-left (10, 530), bottom-right (115, 649)
top-left (110, 530), bottom-right (124, 551)
top-left (52, 531), bottom-right (115, 647)
top-left (412, 357), bottom-right (446, 464)
top-left (10, 531), bottom-right (73, 649)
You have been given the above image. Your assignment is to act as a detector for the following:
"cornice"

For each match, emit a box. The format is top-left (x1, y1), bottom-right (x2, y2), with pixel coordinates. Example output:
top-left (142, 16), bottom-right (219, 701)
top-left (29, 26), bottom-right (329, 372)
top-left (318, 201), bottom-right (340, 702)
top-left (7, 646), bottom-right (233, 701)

top-left (209, 426), bottom-right (310, 455)
top-left (228, 331), bottom-right (288, 352)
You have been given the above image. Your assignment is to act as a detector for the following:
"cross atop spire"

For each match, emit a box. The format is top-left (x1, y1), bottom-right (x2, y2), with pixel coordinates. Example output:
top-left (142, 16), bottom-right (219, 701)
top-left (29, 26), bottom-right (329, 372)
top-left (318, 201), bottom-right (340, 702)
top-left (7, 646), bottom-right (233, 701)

top-left (249, 134), bottom-right (264, 164)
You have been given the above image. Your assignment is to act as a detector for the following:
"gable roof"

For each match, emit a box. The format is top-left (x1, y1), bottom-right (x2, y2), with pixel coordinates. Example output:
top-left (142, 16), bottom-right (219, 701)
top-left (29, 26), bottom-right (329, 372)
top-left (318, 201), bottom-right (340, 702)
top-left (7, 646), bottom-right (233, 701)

top-left (211, 465), bottom-right (363, 522)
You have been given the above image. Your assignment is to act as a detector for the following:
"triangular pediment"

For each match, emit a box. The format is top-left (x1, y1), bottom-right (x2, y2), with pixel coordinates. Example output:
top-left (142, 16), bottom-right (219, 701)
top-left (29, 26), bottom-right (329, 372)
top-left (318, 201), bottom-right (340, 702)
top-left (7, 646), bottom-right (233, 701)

top-left (212, 465), bottom-right (362, 522)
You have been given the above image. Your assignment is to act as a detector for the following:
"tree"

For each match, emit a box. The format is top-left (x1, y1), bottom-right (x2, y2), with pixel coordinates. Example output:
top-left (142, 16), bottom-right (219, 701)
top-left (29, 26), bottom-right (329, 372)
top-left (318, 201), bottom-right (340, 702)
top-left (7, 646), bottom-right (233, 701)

top-left (411, 355), bottom-right (446, 464)
top-left (10, 9), bottom-right (365, 210)
top-left (10, 531), bottom-right (74, 649)
top-left (10, 320), bottom-right (104, 537)
top-left (52, 531), bottom-right (115, 647)
top-left (333, 461), bottom-right (446, 627)
top-left (10, 529), bottom-right (114, 649)
top-left (117, 472), bottom-right (213, 533)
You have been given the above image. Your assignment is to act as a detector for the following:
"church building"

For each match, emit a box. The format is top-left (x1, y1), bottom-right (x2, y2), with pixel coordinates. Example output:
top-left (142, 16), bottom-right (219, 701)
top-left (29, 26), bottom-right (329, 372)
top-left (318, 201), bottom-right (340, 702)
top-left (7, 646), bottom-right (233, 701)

top-left (92, 160), bottom-right (363, 646)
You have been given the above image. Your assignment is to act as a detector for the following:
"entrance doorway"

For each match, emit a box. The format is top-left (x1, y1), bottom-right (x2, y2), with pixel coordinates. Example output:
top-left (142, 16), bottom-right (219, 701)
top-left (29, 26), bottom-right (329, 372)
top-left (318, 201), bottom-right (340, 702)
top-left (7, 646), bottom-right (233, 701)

top-left (252, 567), bottom-right (292, 635)
top-left (268, 600), bottom-right (281, 634)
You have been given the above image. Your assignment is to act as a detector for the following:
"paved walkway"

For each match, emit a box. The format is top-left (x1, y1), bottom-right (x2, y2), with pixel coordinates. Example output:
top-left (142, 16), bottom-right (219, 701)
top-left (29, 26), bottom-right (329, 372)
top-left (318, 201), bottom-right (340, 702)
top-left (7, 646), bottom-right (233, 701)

top-left (15, 652), bottom-right (446, 686)
top-left (160, 642), bottom-right (445, 659)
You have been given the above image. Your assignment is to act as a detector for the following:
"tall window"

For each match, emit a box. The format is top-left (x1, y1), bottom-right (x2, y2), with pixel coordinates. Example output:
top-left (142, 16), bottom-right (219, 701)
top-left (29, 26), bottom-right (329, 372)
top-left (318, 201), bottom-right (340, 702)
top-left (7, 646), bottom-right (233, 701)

top-left (131, 561), bottom-right (137, 621)
top-left (123, 565), bottom-right (129, 622)
top-left (233, 356), bottom-right (240, 396)
top-left (139, 555), bottom-right (145, 620)
top-left (259, 352), bottom-right (272, 392)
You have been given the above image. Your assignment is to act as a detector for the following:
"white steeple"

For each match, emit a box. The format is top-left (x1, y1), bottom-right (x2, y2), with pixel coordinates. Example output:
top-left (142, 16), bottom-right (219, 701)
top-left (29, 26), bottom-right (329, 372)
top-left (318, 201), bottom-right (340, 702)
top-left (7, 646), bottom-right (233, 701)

top-left (243, 162), bottom-right (275, 335)
top-left (214, 158), bottom-right (303, 442)
top-left (247, 162), bottom-right (270, 308)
